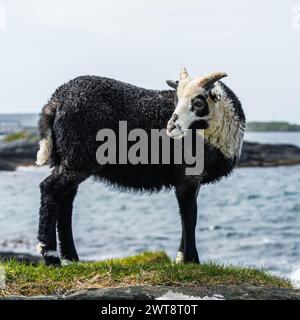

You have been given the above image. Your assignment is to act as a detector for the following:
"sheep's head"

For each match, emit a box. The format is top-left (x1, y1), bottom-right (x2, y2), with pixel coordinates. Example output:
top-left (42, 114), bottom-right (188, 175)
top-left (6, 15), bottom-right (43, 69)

top-left (166, 68), bottom-right (227, 139)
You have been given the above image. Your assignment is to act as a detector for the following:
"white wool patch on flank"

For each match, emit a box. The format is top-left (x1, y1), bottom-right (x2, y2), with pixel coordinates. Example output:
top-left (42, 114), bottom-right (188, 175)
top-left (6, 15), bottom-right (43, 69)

top-left (36, 133), bottom-right (53, 166)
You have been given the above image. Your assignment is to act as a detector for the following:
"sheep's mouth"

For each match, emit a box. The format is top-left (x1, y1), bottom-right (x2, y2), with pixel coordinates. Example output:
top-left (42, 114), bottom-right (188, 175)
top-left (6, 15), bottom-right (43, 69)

top-left (166, 129), bottom-right (185, 139)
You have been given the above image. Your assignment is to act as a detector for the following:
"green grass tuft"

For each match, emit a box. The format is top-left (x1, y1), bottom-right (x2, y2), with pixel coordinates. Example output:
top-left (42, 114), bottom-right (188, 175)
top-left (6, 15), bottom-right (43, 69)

top-left (3, 131), bottom-right (38, 143)
top-left (0, 251), bottom-right (292, 296)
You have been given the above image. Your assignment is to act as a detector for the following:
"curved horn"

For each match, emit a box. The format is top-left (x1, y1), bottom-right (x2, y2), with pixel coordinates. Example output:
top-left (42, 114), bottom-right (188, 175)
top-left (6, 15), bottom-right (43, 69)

top-left (180, 67), bottom-right (190, 81)
top-left (199, 72), bottom-right (228, 89)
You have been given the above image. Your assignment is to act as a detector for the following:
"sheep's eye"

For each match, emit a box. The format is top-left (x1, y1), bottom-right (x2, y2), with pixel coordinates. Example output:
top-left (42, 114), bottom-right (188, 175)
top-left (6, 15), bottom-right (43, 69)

top-left (191, 98), bottom-right (209, 117)
top-left (192, 98), bottom-right (205, 109)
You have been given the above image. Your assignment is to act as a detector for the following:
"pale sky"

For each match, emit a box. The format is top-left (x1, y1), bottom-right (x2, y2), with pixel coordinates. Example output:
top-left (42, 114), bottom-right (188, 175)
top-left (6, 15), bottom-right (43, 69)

top-left (0, 0), bottom-right (299, 123)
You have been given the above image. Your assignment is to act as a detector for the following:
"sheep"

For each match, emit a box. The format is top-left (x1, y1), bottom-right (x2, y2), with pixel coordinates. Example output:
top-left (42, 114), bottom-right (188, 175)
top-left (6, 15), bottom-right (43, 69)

top-left (36, 68), bottom-right (246, 266)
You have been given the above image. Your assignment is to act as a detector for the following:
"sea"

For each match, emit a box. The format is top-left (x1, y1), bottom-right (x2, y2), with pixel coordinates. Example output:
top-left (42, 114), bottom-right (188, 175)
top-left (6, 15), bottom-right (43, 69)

top-left (0, 114), bottom-right (300, 285)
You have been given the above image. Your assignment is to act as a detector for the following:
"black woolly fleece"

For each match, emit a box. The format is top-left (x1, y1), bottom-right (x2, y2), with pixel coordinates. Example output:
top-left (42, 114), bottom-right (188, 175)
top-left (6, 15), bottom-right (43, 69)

top-left (38, 76), bottom-right (243, 191)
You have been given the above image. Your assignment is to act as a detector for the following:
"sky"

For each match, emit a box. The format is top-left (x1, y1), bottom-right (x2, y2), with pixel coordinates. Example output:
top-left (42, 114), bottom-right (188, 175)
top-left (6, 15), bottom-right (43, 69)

top-left (0, 0), bottom-right (299, 123)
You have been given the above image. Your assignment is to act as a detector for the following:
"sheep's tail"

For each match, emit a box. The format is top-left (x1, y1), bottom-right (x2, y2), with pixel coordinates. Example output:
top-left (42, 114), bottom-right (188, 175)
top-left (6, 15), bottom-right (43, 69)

top-left (36, 101), bottom-right (58, 166)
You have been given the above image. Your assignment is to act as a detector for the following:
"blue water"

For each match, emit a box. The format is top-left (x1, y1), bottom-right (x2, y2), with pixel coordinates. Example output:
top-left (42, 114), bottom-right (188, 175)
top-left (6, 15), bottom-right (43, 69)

top-left (0, 114), bottom-right (38, 129)
top-left (245, 132), bottom-right (300, 147)
top-left (1, 114), bottom-right (300, 283)
top-left (0, 165), bottom-right (300, 281)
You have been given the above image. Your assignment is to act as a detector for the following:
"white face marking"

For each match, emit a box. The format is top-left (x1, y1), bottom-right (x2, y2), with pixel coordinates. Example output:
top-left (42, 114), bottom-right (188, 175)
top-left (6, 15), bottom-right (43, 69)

top-left (171, 99), bottom-right (198, 139)
top-left (167, 70), bottom-right (244, 160)
top-left (199, 82), bottom-right (245, 159)
top-left (167, 79), bottom-right (210, 139)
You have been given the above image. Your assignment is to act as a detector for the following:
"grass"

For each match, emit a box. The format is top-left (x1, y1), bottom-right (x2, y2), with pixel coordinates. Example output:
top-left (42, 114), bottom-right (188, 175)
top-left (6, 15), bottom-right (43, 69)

top-left (0, 251), bottom-right (292, 296)
top-left (3, 130), bottom-right (38, 143)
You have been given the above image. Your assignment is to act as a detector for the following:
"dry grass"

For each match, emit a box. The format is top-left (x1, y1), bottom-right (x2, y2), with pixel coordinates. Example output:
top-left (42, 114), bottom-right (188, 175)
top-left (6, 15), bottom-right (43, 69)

top-left (0, 251), bottom-right (292, 296)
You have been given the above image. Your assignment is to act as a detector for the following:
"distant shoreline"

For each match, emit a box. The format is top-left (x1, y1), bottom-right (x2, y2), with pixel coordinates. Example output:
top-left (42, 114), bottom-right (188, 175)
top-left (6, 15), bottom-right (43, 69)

top-left (247, 121), bottom-right (300, 132)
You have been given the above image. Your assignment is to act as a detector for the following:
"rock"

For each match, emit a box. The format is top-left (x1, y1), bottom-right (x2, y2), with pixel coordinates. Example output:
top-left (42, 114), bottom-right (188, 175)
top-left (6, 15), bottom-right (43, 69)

top-left (0, 252), bottom-right (42, 265)
top-left (1, 285), bottom-right (300, 300)
top-left (0, 140), bottom-right (38, 169)
top-left (0, 159), bottom-right (15, 171)
top-left (0, 139), bottom-right (38, 161)
top-left (53, 285), bottom-right (300, 300)
top-left (239, 142), bottom-right (300, 167)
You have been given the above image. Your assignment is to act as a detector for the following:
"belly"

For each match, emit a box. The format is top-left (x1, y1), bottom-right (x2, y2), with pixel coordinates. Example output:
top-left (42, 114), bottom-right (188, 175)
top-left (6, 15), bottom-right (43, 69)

top-left (95, 163), bottom-right (182, 192)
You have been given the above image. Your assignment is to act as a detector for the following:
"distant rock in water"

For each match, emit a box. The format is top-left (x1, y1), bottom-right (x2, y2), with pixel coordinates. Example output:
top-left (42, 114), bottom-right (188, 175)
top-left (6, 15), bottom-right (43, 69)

top-left (1, 139), bottom-right (300, 171)
top-left (0, 139), bottom-right (38, 170)
top-left (239, 142), bottom-right (300, 167)
top-left (0, 252), bottom-right (42, 265)
top-left (0, 159), bottom-right (15, 171)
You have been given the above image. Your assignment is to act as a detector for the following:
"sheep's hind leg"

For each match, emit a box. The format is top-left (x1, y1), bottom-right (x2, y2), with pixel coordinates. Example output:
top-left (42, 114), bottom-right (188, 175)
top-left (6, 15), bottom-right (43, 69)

top-left (57, 186), bottom-right (79, 266)
top-left (37, 169), bottom-right (86, 266)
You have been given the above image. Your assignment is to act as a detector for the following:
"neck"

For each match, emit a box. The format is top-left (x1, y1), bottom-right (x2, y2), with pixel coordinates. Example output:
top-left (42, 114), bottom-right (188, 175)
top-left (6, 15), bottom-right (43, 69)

top-left (200, 83), bottom-right (245, 160)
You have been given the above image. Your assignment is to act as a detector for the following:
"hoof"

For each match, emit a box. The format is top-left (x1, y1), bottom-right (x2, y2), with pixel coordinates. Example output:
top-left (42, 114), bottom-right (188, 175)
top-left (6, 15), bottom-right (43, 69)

top-left (37, 243), bottom-right (61, 266)
top-left (176, 250), bottom-right (199, 264)
top-left (61, 258), bottom-right (78, 266)
top-left (184, 256), bottom-right (200, 264)
top-left (44, 255), bottom-right (61, 267)
top-left (179, 250), bottom-right (200, 264)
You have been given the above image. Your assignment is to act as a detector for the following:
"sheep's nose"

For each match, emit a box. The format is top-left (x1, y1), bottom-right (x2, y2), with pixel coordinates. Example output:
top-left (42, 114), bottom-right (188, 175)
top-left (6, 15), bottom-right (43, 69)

top-left (167, 123), bottom-right (176, 133)
top-left (167, 114), bottom-right (178, 133)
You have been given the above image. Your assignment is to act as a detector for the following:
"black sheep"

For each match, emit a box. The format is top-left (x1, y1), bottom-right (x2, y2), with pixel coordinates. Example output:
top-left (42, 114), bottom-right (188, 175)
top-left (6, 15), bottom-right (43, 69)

top-left (36, 68), bottom-right (246, 266)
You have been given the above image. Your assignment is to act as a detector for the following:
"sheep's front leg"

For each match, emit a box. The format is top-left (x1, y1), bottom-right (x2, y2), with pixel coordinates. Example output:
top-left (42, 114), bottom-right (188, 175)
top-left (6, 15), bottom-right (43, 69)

top-left (175, 183), bottom-right (200, 263)
top-left (57, 186), bottom-right (79, 265)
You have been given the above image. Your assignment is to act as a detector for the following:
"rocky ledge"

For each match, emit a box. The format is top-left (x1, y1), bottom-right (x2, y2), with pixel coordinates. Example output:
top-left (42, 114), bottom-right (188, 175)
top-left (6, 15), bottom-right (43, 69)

top-left (1, 140), bottom-right (300, 171)
top-left (1, 285), bottom-right (300, 300)
top-left (240, 142), bottom-right (300, 167)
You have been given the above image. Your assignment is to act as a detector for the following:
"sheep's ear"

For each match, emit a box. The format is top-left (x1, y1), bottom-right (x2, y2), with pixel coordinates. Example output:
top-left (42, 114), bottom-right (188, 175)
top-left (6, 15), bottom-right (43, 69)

top-left (166, 80), bottom-right (178, 89)
top-left (209, 87), bottom-right (222, 102)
